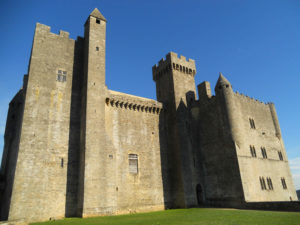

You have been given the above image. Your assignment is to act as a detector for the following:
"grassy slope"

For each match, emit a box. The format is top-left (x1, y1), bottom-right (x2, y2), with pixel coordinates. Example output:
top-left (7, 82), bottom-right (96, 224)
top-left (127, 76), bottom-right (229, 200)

top-left (31, 208), bottom-right (300, 225)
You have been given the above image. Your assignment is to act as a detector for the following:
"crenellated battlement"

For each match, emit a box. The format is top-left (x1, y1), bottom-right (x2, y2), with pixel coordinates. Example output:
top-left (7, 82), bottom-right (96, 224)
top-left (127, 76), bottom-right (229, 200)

top-left (35, 23), bottom-right (80, 40)
top-left (152, 52), bottom-right (196, 81)
top-left (234, 91), bottom-right (269, 105)
top-left (106, 90), bottom-right (163, 114)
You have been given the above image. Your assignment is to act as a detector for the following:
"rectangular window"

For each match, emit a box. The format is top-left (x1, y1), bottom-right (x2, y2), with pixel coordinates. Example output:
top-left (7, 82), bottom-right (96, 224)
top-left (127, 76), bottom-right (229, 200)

top-left (267, 177), bottom-right (273, 190)
top-left (278, 151), bottom-right (283, 161)
top-left (261, 147), bottom-right (267, 159)
top-left (260, 177), bottom-right (267, 190)
top-left (57, 70), bottom-right (67, 82)
top-left (281, 178), bottom-right (287, 189)
top-left (250, 145), bottom-right (257, 157)
top-left (249, 118), bottom-right (256, 129)
top-left (129, 154), bottom-right (138, 174)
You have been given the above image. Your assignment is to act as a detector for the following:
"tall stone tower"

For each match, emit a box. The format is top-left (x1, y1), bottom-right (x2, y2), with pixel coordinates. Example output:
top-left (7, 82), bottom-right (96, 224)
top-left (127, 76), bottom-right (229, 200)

top-left (153, 52), bottom-right (198, 208)
top-left (78, 8), bottom-right (108, 216)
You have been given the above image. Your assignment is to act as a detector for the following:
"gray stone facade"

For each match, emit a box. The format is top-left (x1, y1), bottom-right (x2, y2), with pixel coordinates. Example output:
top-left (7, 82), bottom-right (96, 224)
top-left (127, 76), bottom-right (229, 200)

top-left (0, 8), bottom-right (297, 224)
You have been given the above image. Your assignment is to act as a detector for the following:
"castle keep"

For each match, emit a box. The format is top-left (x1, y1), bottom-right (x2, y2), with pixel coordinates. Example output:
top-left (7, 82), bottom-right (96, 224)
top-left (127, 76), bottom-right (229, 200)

top-left (0, 8), bottom-right (297, 223)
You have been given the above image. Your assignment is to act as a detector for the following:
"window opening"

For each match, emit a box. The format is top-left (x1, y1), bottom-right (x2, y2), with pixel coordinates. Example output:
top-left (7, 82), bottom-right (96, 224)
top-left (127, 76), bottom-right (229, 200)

top-left (281, 178), bottom-right (287, 189)
top-left (260, 177), bottom-right (267, 190)
top-left (278, 151), bottom-right (283, 161)
top-left (267, 177), bottom-right (273, 190)
top-left (57, 70), bottom-right (67, 82)
top-left (96, 19), bottom-right (100, 24)
top-left (261, 147), bottom-right (267, 159)
top-left (250, 145), bottom-right (257, 157)
top-left (129, 154), bottom-right (138, 174)
top-left (249, 118), bottom-right (256, 129)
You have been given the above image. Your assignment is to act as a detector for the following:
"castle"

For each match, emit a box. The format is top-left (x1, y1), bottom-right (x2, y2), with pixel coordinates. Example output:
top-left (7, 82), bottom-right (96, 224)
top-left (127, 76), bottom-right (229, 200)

top-left (0, 8), bottom-right (297, 223)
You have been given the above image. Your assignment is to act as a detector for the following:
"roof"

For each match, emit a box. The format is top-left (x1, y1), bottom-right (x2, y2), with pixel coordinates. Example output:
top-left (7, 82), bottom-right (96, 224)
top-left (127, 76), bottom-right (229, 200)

top-left (90, 8), bottom-right (106, 21)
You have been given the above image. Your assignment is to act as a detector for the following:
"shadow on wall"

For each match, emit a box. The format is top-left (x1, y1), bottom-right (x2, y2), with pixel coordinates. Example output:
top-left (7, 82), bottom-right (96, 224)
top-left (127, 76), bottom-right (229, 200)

top-left (158, 90), bottom-right (203, 209)
top-left (65, 37), bottom-right (84, 218)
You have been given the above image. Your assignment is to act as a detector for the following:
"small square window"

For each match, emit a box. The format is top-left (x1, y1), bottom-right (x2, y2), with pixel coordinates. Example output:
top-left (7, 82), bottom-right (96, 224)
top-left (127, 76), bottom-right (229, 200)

top-left (96, 19), bottom-right (100, 24)
top-left (57, 70), bottom-right (67, 82)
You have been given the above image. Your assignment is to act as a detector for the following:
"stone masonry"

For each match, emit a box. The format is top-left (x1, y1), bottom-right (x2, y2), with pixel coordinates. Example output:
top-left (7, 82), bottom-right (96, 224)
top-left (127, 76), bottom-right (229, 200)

top-left (0, 8), bottom-right (297, 224)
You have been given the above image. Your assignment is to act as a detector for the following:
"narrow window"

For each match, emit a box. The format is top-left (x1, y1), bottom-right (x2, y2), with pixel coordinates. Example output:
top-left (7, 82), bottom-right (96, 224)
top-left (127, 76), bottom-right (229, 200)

top-left (262, 177), bottom-right (266, 190)
top-left (278, 151), bottom-right (283, 161)
top-left (259, 177), bottom-right (264, 190)
top-left (261, 147), bottom-right (267, 159)
top-left (61, 158), bottom-right (64, 168)
top-left (129, 154), bottom-right (138, 174)
top-left (281, 178), bottom-right (287, 189)
top-left (96, 46), bottom-right (99, 51)
top-left (267, 177), bottom-right (273, 190)
top-left (96, 19), bottom-right (100, 24)
top-left (250, 146), bottom-right (257, 157)
top-left (260, 177), bottom-right (266, 190)
top-left (269, 178), bottom-right (273, 190)
top-left (249, 118), bottom-right (256, 129)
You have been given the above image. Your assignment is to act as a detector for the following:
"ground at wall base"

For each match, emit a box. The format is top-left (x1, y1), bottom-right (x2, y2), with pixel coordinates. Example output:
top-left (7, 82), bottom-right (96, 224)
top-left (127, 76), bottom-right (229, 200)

top-left (29, 208), bottom-right (300, 225)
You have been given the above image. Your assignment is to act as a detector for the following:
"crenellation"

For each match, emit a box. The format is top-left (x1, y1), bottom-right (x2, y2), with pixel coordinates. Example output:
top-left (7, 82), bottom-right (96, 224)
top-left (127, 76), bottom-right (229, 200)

top-left (234, 91), bottom-right (268, 105)
top-left (0, 8), bottom-right (297, 224)
top-left (153, 52), bottom-right (196, 81)
top-left (59, 30), bottom-right (69, 38)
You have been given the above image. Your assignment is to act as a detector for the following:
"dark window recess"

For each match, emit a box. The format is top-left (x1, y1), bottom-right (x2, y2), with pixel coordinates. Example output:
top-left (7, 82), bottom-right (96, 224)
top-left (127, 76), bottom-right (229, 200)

top-left (250, 145), bottom-right (257, 157)
top-left (249, 118), bottom-right (256, 129)
top-left (96, 19), bottom-right (100, 24)
top-left (267, 177), bottom-right (273, 190)
top-left (96, 46), bottom-right (99, 51)
top-left (261, 147), bottom-right (267, 159)
top-left (61, 158), bottom-right (64, 168)
top-left (57, 70), bottom-right (67, 82)
top-left (278, 151), bottom-right (283, 161)
top-left (281, 178), bottom-right (287, 189)
top-left (129, 154), bottom-right (138, 174)
top-left (260, 177), bottom-right (267, 190)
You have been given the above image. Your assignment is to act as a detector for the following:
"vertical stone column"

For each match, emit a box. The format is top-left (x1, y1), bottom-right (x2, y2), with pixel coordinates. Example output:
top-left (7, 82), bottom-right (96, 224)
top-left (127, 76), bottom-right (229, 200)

top-left (79, 8), bottom-right (108, 216)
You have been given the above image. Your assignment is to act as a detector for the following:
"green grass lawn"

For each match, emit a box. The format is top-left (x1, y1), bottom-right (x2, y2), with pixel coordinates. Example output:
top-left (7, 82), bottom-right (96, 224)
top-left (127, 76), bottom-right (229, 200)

top-left (31, 208), bottom-right (300, 225)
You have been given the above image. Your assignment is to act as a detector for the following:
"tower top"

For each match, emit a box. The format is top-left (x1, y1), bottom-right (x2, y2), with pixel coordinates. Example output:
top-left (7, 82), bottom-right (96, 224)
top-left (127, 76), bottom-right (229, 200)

top-left (215, 73), bottom-right (232, 91)
top-left (90, 8), bottom-right (106, 21)
top-left (152, 52), bottom-right (196, 82)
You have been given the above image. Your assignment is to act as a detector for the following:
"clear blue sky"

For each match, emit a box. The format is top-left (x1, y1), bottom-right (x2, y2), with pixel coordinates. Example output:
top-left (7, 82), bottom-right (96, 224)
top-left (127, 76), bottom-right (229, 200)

top-left (0, 0), bottom-right (299, 189)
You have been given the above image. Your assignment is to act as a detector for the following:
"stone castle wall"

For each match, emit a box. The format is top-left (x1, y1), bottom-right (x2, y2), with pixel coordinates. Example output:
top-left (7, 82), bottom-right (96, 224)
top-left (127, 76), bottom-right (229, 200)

top-left (7, 23), bottom-right (80, 222)
top-left (0, 8), bottom-right (298, 224)
top-left (192, 84), bottom-right (245, 205)
top-left (103, 90), bottom-right (164, 213)
top-left (233, 93), bottom-right (297, 201)
top-left (0, 87), bottom-right (25, 220)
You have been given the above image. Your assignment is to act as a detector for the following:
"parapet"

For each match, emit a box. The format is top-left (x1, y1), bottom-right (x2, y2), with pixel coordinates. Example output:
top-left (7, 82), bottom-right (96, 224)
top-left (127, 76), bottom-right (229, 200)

top-left (152, 52), bottom-right (196, 82)
top-left (35, 23), bottom-right (72, 40)
top-left (106, 90), bottom-right (163, 114)
top-left (234, 91), bottom-right (268, 105)
top-left (198, 81), bottom-right (212, 99)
